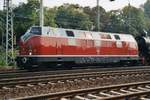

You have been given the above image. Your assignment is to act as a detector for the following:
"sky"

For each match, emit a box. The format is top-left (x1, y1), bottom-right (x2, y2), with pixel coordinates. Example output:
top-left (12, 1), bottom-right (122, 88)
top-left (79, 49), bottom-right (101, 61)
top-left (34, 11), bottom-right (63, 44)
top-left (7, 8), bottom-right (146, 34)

top-left (0, 0), bottom-right (147, 11)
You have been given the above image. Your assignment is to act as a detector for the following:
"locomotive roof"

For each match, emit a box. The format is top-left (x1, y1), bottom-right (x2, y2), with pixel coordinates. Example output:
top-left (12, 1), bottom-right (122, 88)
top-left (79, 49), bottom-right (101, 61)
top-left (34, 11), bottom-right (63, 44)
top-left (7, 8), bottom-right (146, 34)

top-left (37, 26), bottom-right (130, 35)
top-left (29, 26), bottom-right (136, 42)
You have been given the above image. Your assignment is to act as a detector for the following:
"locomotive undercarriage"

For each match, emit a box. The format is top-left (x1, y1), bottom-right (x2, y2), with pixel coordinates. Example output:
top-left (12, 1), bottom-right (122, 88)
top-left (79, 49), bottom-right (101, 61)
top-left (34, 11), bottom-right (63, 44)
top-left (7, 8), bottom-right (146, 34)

top-left (144, 56), bottom-right (150, 65)
top-left (16, 56), bottom-right (141, 70)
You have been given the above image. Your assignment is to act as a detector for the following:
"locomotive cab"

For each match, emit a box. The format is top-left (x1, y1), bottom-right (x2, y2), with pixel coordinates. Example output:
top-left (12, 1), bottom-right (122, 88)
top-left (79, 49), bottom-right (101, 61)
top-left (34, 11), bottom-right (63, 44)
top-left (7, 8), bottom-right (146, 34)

top-left (17, 26), bottom-right (42, 69)
top-left (21, 26), bottom-right (42, 42)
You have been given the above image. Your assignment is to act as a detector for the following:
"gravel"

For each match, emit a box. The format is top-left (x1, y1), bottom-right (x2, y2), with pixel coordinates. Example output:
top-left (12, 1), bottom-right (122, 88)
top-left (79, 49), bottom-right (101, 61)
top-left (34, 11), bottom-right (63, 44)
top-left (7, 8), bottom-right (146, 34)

top-left (0, 73), bottom-right (150, 99)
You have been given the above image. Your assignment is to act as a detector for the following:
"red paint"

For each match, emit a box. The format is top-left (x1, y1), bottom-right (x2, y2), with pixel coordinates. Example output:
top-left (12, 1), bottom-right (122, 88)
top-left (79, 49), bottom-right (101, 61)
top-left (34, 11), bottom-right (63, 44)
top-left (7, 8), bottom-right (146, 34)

top-left (19, 35), bottom-right (138, 57)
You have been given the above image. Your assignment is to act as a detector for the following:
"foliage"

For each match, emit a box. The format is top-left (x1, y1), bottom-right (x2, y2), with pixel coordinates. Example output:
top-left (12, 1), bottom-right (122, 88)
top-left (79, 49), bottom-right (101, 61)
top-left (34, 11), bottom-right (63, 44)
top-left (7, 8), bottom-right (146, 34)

top-left (83, 6), bottom-right (107, 31)
top-left (0, 0), bottom-right (150, 45)
top-left (0, 10), bottom-right (5, 45)
top-left (104, 10), bottom-right (124, 33)
top-left (44, 7), bottom-right (57, 27)
top-left (0, 46), bottom-right (5, 66)
top-left (55, 4), bottom-right (92, 30)
top-left (121, 6), bottom-right (146, 36)
top-left (145, 17), bottom-right (150, 34)
top-left (144, 0), bottom-right (150, 18)
top-left (13, 0), bottom-right (40, 42)
top-left (144, 0), bottom-right (150, 35)
top-left (1, 1), bottom-right (150, 66)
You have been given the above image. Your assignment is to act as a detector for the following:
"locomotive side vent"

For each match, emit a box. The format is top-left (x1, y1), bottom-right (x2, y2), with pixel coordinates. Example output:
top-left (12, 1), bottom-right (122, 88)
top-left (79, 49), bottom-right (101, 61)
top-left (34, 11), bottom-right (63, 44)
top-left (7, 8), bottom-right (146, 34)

top-left (114, 35), bottom-right (120, 40)
top-left (66, 30), bottom-right (75, 37)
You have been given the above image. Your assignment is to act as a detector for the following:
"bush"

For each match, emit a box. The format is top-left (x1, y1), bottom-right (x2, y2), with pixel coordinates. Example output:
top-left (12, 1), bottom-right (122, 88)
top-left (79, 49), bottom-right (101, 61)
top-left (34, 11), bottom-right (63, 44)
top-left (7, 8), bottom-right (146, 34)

top-left (0, 46), bottom-right (17, 67)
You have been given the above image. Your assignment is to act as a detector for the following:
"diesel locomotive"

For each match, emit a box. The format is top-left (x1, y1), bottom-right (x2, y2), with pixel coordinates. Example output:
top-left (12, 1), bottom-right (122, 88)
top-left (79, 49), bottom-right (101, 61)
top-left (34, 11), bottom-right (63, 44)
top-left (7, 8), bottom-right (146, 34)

top-left (16, 26), bottom-right (150, 69)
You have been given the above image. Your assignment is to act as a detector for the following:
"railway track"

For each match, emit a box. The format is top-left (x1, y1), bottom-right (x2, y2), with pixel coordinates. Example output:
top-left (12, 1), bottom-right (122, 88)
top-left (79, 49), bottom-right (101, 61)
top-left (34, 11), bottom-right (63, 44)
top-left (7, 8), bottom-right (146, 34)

top-left (14, 81), bottom-right (150, 100)
top-left (0, 68), bottom-right (150, 89)
top-left (1, 66), bottom-right (150, 99)
top-left (0, 66), bottom-right (150, 79)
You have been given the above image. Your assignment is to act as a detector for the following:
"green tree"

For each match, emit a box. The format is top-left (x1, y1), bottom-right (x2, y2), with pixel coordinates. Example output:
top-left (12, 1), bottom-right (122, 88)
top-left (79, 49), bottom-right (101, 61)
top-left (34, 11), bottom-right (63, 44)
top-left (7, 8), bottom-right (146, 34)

top-left (121, 6), bottom-right (146, 36)
top-left (13, 0), bottom-right (40, 41)
top-left (144, 0), bottom-right (150, 35)
top-left (44, 7), bottom-right (57, 27)
top-left (0, 10), bottom-right (5, 45)
top-left (144, 0), bottom-right (150, 18)
top-left (55, 4), bottom-right (92, 30)
top-left (83, 6), bottom-right (107, 31)
top-left (144, 17), bottom-right (150, 35)
top-left (104, 10), bottom-right (124, 33)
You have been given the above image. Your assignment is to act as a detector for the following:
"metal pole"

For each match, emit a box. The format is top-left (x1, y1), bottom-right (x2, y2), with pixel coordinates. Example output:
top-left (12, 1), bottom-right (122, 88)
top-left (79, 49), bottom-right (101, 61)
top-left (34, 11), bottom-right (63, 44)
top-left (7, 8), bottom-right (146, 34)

top-left (128, 0), bottom-right (131, 33)
top-left (97, 0), bottom-right (100, 31)
top-left (5, 0), bottom-right (14, 65)
top-left (96, 0), bottom-right (115, 31)
top-left (40, 0), bottom-right (44, 27)
top-left (6, 1), bottom-right (8, 64)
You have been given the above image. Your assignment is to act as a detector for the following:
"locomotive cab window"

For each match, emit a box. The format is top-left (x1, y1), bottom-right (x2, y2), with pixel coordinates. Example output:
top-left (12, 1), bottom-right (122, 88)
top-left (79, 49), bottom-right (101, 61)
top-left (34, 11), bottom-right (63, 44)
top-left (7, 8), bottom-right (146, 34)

top-left (114, 35), bottom-right (120, 40)
top-left (30, 27), bottom-right (41, 35)
top-left (66, 30), bottom-right (74, 37)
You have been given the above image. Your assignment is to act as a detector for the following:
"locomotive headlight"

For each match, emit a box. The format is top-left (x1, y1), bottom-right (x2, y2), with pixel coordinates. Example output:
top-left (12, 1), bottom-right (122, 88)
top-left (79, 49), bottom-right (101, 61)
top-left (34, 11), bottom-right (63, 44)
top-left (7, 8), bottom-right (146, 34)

top-left (28, 45), bottom-right (32, 55)
top-left (29, 52), bottom-right (32, 55)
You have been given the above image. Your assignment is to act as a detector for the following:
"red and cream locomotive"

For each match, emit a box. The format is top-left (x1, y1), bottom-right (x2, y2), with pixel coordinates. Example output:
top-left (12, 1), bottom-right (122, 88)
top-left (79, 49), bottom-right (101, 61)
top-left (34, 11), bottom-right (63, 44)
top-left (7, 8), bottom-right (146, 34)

top-left (16, 26), bottom-right (148, 69)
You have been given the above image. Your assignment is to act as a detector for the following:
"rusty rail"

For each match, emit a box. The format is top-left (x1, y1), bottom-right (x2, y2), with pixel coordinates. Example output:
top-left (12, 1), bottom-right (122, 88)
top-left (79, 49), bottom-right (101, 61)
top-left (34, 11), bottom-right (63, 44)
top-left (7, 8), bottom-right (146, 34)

top-left (0, 66), bottom-right (149, 79)
top-left (15, 81), bottom-right (150, 100)
top-left (0, 69), bottom-right (149, 88)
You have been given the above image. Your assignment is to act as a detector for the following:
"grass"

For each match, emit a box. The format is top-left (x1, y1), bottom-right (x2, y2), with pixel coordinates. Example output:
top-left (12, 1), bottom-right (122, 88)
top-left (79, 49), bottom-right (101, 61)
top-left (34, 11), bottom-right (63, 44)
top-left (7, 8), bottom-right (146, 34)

top-left (0, 46), bottom-right (17, 69)
top-left (0, 49), bottom-right (6, 66)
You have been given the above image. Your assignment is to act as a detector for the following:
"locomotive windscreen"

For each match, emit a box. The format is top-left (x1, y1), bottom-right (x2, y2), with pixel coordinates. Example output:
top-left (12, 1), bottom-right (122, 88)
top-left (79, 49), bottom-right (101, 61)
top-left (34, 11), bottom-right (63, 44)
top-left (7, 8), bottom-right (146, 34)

top-left (21, 26), bottom-right (41, 42)
top-left (30, 27), bottom-right (41, 35)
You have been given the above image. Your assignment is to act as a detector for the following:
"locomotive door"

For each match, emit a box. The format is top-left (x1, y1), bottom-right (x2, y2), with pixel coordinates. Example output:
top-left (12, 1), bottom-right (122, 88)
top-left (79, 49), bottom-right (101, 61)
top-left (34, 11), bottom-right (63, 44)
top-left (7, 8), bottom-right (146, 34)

top-left (92, 33), bottom-right (101, 55)
top-left (95, 40), bottom-right (101, 54)
top-left (56, 39), bottom-right (62, 55)
top-left (55, 29), bottom-right (64, 55)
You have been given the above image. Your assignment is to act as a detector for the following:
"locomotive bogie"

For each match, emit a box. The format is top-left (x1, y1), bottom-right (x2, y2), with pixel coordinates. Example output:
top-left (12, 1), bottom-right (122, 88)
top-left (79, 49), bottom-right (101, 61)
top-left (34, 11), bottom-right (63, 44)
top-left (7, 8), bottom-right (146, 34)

top-left (16, 55), bottom-right (139, 69)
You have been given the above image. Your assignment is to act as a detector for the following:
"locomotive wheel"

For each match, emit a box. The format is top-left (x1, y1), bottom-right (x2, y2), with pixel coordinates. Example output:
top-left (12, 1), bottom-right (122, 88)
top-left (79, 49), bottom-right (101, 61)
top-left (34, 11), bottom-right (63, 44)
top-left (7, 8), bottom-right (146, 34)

top-left (16, 61), bottom-right (26, 70)
top-left (144, 58), bottom-right (150, 65)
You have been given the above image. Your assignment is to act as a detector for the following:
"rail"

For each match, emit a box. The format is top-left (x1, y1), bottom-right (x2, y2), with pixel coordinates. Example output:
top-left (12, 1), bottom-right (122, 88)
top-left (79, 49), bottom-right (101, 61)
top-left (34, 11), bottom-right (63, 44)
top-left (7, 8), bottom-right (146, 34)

top-left (15, 81), bottom-right (150, 100)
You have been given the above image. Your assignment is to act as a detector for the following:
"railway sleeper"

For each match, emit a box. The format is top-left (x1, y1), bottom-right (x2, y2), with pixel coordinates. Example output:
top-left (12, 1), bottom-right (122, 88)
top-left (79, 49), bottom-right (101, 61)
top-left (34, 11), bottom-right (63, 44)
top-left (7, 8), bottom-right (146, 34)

top-left (27, 84), bottom-right (34, 87)
top-left (15, 85), bottom-right (25, 88)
